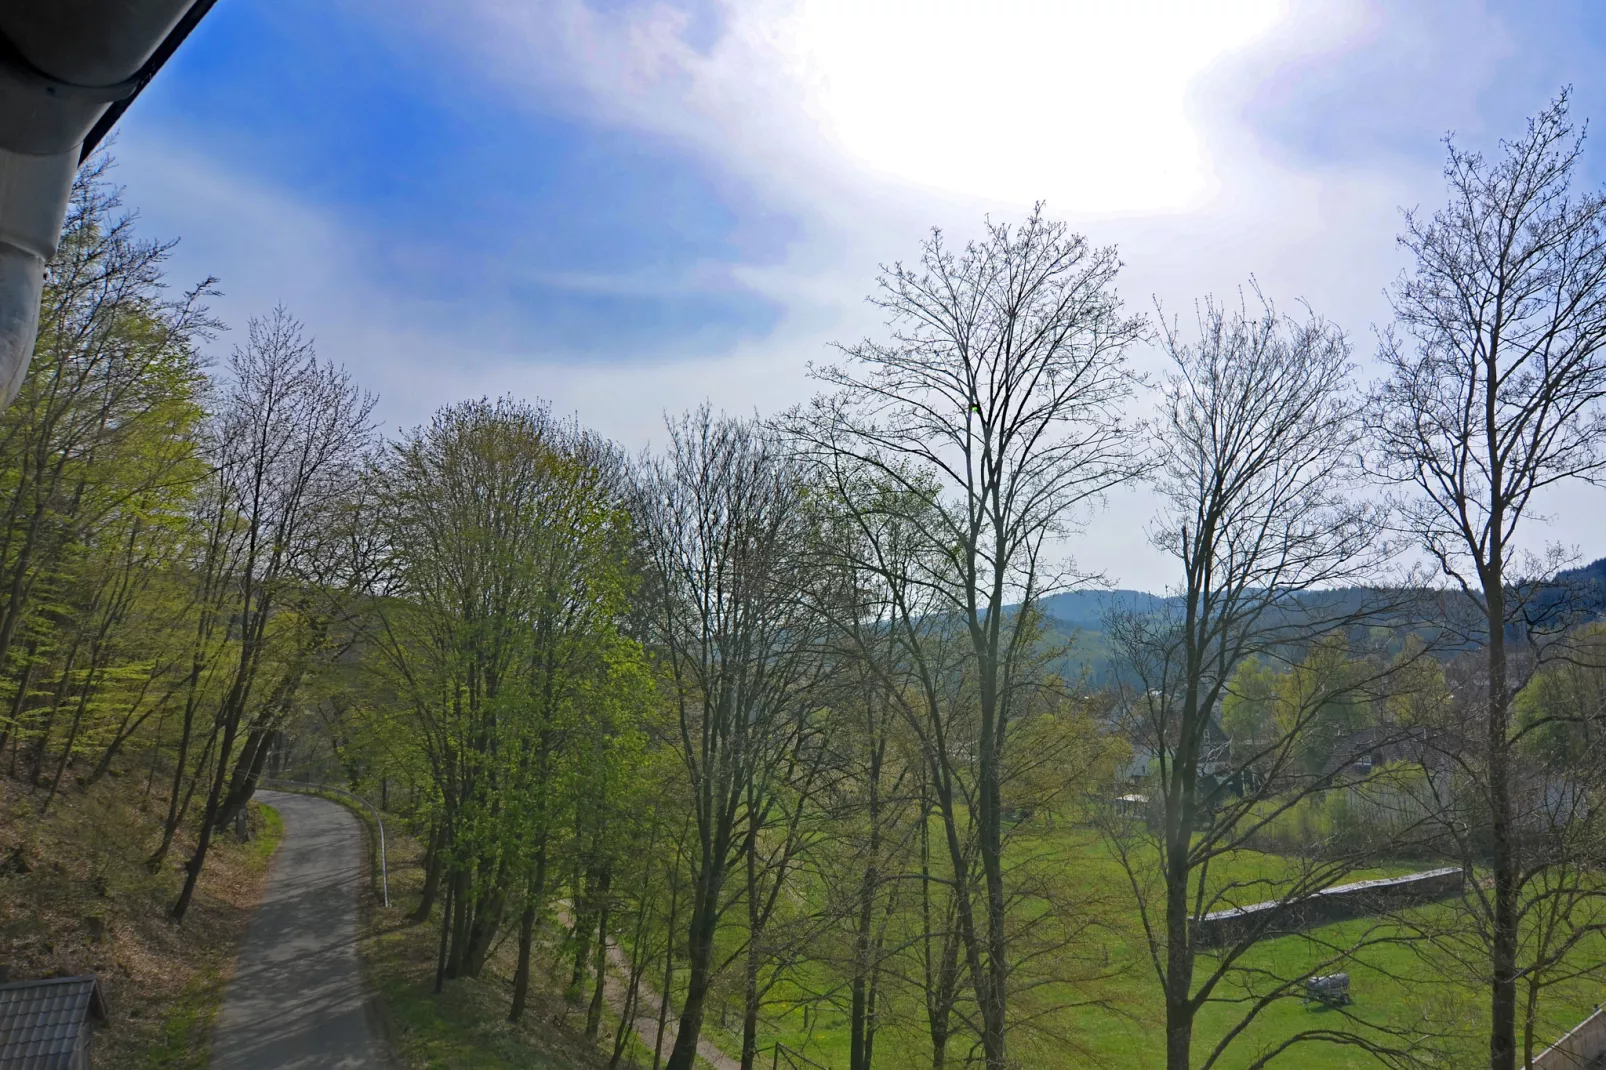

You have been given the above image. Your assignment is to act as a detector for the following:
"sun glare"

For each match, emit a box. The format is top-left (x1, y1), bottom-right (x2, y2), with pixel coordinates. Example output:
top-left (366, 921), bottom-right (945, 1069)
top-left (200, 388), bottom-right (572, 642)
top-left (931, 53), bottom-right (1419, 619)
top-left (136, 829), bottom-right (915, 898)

top-left (786, 0), bottom-right (1286, 214)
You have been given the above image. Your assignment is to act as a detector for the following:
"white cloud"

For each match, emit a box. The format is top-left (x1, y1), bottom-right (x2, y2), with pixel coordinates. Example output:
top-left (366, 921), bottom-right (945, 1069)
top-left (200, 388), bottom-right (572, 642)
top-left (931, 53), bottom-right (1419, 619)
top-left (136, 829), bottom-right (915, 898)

top-left (112, 134), bottom-right (823, 445)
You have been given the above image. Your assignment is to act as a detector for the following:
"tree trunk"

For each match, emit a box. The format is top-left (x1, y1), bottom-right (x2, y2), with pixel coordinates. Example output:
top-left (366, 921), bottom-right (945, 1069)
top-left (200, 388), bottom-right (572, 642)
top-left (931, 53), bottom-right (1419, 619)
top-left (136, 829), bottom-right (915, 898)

top-left (434, 875), bottom-right (455, 994)
top-left (0, 642), bottom-right (38, 769)
top-left (864, 947), bottom-right (881, 1070)
top-left (851, 730), bottom-right (885, 1070)
top-left (742, 815), bottom-right (763, 1070)
top-left (976, 656), bottom-right (1008, 1070)
top-left (149, 630), bottom-right (215, 869)
top-left (40, 665), bottom-right (100, 817)
top-left (587, 888), bottom-right (612, 1040)
top-left (612, 869), bottom-right (654, 1069)
top-left (1523, 977), bottom-right (1541, 1070)
top-left (142, 706), bottom-right (168, 802)
top-left (411, 823), bottom-right (445, 924)
top-left (1165, 871), bottom-right (1196, 1070)
top-left (86, 697), bottom-right (161, 787)
top-left (171, 699), bottom-right (243, 921)
top-left (741, 942), bottom-right (760, 1070)
top-left (569, 868), bottom-right (599, 1002)
top-left (509, 902), bottom-right (538, 1023)
top-left (653, 863), bottom-right (682, 1070)
top-left (460, 858), bottom-right (508, 978)
top-left (215, 724), bottom-right (272, 831)
top-left (0, 499), bottom-right (55, 686)
top-left (1164, 672), bottom-right (1202, 1070)
top-left (850, 904), bottom-right (872, 1070)
top-left (149, 720), bottom-right (219, 870)
top-left (446, 868), bottom-right (474, 979)
top-left (29, 633), bottom-right (82, 783)
top-left (664, 865), bottom-right (719, 1070)
top-left (1487, 572), bottom-right (1518, 1070)
top-left (920, 786), bottom-right (958, 1070)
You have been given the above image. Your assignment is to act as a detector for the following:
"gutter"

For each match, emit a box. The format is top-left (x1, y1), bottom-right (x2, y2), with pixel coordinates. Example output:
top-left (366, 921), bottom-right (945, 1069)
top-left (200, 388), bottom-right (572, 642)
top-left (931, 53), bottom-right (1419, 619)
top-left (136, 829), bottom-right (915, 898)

top-left (0, 1), bottom-right (217, 407)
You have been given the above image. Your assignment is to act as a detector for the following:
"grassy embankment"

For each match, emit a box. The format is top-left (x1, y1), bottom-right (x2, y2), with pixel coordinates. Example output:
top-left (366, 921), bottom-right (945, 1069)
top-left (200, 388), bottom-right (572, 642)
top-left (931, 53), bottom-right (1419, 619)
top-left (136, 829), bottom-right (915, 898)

top-left (353, 814), bottom-right (669, 1070)
top-left (0, 774), bottom-right (282, 1070)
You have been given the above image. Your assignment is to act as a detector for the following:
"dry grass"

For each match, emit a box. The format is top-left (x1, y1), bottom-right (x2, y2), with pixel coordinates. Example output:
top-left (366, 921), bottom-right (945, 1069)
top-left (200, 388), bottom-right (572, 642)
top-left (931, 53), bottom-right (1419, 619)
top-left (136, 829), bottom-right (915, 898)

top-left (0, 770), bottom-right (282, 1069)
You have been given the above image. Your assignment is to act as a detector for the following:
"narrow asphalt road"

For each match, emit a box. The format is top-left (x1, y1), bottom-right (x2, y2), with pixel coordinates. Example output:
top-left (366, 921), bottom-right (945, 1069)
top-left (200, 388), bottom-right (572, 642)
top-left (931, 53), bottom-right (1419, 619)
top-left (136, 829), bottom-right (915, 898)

top-left (210, 790), bottom-right (387, 1070)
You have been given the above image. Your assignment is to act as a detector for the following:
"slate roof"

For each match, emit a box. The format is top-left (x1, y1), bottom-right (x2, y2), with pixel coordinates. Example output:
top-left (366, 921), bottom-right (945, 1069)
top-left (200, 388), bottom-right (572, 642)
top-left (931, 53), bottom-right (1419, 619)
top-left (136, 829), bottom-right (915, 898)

top-left (0, 976), bottom-right (108, 1069)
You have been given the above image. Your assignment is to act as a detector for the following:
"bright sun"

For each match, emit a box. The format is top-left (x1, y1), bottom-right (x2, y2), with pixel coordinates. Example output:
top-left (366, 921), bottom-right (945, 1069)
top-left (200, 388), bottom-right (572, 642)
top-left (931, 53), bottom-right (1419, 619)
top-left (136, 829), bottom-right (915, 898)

top-left (783, 0), bottom-right (1287, 214)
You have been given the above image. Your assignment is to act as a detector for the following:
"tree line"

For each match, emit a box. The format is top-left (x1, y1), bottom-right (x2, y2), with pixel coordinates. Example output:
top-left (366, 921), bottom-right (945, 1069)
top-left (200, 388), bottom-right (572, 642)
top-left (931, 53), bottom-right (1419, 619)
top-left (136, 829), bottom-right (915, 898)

top-left (7, 95), bottom-right (1606, 1070)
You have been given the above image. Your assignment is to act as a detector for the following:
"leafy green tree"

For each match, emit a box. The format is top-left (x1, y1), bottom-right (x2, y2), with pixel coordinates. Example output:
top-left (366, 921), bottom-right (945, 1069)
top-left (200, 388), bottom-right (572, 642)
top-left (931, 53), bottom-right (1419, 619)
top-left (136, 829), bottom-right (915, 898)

top-left (1220, 658), bottom-right (1281, 757)
top-left (362, 397), bottom-right (648, 1002)
top-left (0, 159), bottom-right (211, 788)
top-left (1274, 639), bottom-right (1375, 776)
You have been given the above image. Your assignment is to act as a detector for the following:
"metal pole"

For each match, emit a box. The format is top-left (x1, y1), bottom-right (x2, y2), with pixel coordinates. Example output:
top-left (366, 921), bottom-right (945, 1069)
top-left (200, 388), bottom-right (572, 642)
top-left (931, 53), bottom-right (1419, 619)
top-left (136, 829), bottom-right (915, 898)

top-left (260, 778), bottom-right (389, 907)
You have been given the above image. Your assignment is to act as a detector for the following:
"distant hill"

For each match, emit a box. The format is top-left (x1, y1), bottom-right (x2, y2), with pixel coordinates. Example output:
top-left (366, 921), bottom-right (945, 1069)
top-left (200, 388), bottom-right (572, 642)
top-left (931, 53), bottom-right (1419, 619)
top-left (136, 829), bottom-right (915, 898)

top-left (1036, 589), bottom-right (1170, 632)
top-left (1034, 557), bottom-right (1606, 686)
top-left (1552, 556), bottom-right (1606, 612)
top-left (1035, 590), bottom-right (1168, 686)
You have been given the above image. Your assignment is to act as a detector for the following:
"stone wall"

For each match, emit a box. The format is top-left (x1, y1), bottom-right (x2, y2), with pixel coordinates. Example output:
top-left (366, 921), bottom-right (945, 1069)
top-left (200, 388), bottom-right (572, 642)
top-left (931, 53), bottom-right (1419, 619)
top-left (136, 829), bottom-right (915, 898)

top-left (1193, 867), bottom-right (1463, 950)
top-left (1535, 1005), bottom-right (1606, 1070)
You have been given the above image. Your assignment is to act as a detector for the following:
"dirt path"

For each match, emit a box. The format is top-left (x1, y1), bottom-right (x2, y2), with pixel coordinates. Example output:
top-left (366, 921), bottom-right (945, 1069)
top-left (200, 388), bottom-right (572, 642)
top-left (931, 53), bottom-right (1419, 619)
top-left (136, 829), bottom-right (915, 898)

top-left (210, 791), bottom-right (387, 1069)
top-left (555, 904), bottom-right (740, 1070)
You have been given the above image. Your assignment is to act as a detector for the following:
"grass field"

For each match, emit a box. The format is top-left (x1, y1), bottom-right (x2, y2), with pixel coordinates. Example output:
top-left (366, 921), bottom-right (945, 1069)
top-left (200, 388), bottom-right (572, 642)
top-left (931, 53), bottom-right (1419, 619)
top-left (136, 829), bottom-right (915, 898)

top-left (661, 820), bottom-right (1606, 1070)
top-left (350, 803), bottom-right (1605, 1070)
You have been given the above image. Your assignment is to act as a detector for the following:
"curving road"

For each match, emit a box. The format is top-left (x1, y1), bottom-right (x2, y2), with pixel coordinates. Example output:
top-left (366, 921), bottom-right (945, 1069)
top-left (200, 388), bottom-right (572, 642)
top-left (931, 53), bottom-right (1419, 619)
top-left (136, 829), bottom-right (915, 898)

top-left (210, 790), bottom-right (387, 1070)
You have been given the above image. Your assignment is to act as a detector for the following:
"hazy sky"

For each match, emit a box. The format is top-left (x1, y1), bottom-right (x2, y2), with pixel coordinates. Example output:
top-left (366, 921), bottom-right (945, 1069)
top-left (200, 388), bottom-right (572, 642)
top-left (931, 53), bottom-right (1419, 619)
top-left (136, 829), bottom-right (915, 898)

top-left (107, 0), bottom-right (1606, 591)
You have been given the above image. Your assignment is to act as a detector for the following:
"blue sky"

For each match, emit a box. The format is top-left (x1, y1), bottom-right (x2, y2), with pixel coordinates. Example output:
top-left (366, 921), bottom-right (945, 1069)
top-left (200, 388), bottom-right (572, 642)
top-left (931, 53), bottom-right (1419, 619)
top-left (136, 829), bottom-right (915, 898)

top-left (122, 0), bottom-right (789, 355)
top-left (107, 0), bottom-right (1606, 589)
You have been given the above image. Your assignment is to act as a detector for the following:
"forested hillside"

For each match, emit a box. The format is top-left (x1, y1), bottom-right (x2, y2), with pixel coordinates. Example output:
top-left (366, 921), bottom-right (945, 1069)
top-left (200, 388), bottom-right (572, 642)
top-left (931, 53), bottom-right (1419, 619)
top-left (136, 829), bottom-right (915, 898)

top-left (1041, 561), bottom-right (1606, 686)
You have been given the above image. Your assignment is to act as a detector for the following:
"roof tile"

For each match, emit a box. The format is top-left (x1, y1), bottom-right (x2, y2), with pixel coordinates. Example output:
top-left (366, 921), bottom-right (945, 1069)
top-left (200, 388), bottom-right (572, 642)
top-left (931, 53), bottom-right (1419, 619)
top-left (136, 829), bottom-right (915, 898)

top-left (0, 975), bottom-right (108, 1069)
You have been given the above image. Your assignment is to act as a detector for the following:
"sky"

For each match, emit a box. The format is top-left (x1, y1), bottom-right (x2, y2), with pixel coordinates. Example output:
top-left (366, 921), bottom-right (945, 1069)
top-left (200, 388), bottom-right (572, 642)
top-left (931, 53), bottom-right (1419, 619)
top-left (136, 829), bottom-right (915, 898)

top-left (106, 0), bottom-right (1606, 592)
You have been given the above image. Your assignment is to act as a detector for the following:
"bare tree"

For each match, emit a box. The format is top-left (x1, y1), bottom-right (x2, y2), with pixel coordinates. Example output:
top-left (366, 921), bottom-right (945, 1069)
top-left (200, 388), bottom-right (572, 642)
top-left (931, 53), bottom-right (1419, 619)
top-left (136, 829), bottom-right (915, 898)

top-left (801, 540), bottom-right (923, 1070)
top-left (171, 307), bottom-right (374, 921)
top-left (1397, 630), bottom-right (1606, 1068)
top-left (1371, 92), bottom-right (1606, 1070)
top-left (793, 205), bottom-right (1144, 1069)
top-left (146, 467), bottom-right (250, 869)
top-left (634, 407), bottom-right (819, 1070)
top-left (1109, 292), bottom-right (1424, 1070)
top-left (793, 453), bottom-right (978, 1069)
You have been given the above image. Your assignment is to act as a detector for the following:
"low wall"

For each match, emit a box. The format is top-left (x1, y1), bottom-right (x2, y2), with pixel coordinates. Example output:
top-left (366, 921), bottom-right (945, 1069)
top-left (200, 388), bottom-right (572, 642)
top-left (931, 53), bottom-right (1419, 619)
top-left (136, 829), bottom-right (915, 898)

top-left (1194, 867), bottom-right (1463, 950)
top-left (1535, 1005), bottom-right (1606, 1070)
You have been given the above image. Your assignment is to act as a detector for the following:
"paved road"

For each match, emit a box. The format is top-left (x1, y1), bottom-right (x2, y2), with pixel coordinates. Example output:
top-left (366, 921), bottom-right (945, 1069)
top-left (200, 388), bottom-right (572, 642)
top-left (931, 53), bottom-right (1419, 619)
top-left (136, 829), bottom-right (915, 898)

top-left (210, 790), bottom-right (387, 1070)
